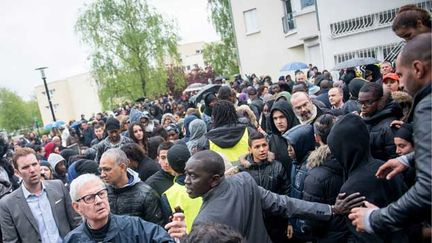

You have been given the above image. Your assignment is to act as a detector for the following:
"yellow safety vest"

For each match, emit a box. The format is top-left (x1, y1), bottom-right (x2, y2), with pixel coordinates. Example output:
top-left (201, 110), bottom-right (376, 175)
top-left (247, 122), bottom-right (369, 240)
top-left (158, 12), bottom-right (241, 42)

top-left (209, 128), bottom-right (249, 162)
top-left (165, 181), bottom-right (202, 233)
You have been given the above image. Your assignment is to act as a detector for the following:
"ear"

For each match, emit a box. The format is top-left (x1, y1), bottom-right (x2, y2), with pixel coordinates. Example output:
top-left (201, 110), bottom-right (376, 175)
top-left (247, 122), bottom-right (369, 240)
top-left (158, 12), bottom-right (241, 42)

top-left (72, 201), bottom-right (81, 214)
top-left (412, 60), bottom-right (424, 79)
top-left (210, 174), bottom-right (221, 188)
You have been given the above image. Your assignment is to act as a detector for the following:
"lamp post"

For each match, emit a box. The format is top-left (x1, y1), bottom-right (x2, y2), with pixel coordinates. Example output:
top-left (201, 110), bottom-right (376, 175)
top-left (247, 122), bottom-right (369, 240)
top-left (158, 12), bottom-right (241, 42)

top-left (35, 67), bottom-right (56, 122)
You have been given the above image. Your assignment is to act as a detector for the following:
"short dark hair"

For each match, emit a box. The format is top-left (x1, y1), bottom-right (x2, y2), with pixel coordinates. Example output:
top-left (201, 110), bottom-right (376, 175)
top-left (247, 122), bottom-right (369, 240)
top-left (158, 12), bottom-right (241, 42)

top-left (359, 82), bottom-right (383, 99)
top-left (157, 141), bottom-right (174, 155)
top-left (392, 4), bottom-right (431, 31)
top-left (314, 114), bottom-right (336, 144)
top-left (183, 222), bottom-right (245, 243)
top-left (120, 143), bottom-right (145, 163)
top-left (399, 33), bottom-right (431, 67)
top-left (248, 132), bottom-right (266, 147)
top-left (190, 150), bottom-right (225, 176)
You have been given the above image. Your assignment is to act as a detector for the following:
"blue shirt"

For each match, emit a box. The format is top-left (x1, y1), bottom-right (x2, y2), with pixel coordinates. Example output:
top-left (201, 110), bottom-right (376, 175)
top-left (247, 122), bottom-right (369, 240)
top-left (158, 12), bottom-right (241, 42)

top-left (22, 182), bottom-right (62, 243)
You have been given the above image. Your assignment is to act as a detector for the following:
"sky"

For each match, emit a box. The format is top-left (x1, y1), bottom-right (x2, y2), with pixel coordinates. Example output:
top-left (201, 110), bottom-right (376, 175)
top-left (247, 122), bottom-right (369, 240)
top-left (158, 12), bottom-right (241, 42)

top-left (0, 0), bottom-right (219, 100)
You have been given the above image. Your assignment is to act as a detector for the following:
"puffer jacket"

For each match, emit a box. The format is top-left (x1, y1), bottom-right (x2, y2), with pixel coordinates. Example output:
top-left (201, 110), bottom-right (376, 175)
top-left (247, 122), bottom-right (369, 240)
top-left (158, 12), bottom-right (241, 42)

top-left (107, 169), bottom-right (164, 225)
top-left (241, 154), bottom-right (290, 195)
top-left (303, 145), bottom-right (347, 242)
top-left (363, 100), bottom-right (402, 161)
top-left (241, 154), bottom-right (290, 243)
top-left (64, 214), bottom-right (174, 243)
top-left (370, 84), bottom-right (432, 233)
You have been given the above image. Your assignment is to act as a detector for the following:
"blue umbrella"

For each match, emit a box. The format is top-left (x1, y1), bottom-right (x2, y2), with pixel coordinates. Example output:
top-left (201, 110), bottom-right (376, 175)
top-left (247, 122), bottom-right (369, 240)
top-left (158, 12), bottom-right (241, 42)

top-left (54, 120), bottom-right (65, 128)
top-left (71, 121), bottom-right (82, 129)
top-left (44, 123), bottom-right (54, 130)
top-left (280, 62), bottom-right (308, 72)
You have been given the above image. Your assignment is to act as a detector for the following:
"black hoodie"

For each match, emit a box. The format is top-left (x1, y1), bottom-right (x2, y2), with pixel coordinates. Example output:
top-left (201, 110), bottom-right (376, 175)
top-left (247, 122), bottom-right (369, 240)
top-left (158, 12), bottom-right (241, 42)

top-left (268, 100), bottom-right (299, 171)
top-left (328, 114), bottom-right (407, 242)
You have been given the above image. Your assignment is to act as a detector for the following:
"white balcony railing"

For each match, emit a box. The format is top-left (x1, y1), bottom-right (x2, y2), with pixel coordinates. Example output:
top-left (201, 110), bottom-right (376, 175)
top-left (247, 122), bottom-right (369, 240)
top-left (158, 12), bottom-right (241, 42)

top-left (330, 1), bottom-right (432, 38)
top-left (334, 42), bottom-right (399, 64)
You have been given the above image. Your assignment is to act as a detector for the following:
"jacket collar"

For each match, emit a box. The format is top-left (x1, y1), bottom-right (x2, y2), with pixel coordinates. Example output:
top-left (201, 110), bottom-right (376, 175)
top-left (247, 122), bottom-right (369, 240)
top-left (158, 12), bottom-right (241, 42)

top-left (408, 83), bottom-right (431, 122)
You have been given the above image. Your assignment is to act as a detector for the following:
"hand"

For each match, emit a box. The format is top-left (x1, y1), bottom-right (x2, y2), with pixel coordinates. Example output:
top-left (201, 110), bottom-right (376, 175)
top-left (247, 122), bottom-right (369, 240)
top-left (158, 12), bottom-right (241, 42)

top-left (390, 120), bottom-right (404, 128)
top-left (376, 159), bottom-right (408, 180)
top-left (287, 224), bottom-right (293, 239)
top-left (165, 213), bottom-right (187, 239)
top-left (348, 201), bottom-right (378, 232)
top-left (332, 192), bottom-right (365, 215)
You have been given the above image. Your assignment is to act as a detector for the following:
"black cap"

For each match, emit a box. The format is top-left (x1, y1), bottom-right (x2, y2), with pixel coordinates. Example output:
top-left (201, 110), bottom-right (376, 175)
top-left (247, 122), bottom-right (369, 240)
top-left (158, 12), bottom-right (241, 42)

top-left (167, 144), bottom-right (191, 174)
top-left (105, 117), bottom-right (120, 131)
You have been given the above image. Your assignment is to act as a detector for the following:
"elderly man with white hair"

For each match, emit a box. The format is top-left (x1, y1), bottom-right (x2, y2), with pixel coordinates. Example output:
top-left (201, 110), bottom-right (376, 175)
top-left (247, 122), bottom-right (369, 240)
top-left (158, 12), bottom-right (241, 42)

top-left (64, 174), bottom-right (186, 242)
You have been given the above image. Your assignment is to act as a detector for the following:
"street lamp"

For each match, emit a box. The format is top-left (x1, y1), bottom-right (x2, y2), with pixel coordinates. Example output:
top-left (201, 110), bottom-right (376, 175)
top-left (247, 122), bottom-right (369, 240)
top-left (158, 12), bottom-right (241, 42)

top-left (35, 67), bottom-right (56, 122)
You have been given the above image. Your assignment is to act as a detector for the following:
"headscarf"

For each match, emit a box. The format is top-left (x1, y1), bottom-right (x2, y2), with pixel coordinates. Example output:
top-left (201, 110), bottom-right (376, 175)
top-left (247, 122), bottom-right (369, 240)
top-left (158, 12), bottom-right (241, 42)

top-left (186, 119), bottom-right (207, 154)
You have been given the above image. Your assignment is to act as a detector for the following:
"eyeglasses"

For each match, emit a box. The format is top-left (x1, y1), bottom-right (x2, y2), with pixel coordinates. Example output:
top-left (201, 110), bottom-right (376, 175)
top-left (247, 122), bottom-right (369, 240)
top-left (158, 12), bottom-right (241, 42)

top-left (358, 98), bottom-right (379, 107)
top-left (77, 188), bottom-right (108, 204)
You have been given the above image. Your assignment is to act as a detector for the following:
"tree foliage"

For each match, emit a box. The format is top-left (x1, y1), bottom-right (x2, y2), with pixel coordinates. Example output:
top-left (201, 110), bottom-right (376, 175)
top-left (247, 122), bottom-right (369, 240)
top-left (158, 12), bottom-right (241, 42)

top-left (204, 0), bottom-right (239, 76)
top-left (75, 0), bottom-right (186, 110)
top-left (0, 88), bottom-right (42, 133)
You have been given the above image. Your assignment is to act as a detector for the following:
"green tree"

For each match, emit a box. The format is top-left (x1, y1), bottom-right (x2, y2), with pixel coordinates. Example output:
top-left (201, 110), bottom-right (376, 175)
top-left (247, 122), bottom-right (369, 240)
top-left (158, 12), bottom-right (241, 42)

top-left (0, 88), bottom-right (42, 132)
top-left (204, 0), bottom-right (239, 76)
top-left (75, 0), bottom-right (185, 110)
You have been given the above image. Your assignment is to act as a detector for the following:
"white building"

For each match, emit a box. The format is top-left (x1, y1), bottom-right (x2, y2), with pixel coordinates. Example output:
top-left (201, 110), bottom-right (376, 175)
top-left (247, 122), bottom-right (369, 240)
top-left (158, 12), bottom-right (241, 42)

top-left (178, 41), bottom-right (206, 71)
top-left (34, 73), bottom-right (102, 125)
top-left (229, 0), bottom-right (430, 79)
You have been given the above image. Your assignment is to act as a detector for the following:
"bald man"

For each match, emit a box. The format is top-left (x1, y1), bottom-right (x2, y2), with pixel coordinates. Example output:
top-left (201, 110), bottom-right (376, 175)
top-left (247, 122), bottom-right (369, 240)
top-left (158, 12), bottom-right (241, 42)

top-left (185, 150), bottom-right (365, 243)
top-left (349, 33), bottom-right (432, 234)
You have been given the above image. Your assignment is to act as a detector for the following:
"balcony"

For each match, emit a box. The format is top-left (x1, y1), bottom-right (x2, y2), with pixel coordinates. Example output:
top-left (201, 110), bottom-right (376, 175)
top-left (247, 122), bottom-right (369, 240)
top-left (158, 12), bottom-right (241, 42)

top-left (330, 1), bottom-right (431, 38)
top-left (282, 13), bottom-right (296, 33)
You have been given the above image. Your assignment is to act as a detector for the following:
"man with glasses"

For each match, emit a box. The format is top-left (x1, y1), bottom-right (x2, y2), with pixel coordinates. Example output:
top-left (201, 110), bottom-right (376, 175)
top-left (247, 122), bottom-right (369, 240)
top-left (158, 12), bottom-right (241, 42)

top-left (0, 148), bottom-right (79, 243)
top-left (358, 82), bottom-right (402, 161)
top-left (64, 173), bottom-right (186, 242)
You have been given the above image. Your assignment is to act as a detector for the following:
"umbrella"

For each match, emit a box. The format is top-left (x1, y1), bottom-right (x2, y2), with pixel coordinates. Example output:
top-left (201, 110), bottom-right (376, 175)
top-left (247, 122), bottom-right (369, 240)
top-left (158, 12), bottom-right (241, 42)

top-left (43, 120), bottom-right (65, 130)
top-left (71, 121), bottom-right (82, 129)
top-left (333, 57), bottom-right (380, 70)
top-left (54, 120), bottom-right (65, 128)
top-left (189, 84), bottom-right (222, 105)
top-left (280, 62), bottom-right (308, 72)
top-left (183, 83), bottom-right (206, 93)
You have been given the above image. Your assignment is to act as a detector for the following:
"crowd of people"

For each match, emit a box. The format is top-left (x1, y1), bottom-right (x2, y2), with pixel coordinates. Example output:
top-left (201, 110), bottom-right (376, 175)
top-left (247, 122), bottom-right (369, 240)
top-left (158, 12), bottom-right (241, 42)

top-left (0, 4), bottom-right (430, 243)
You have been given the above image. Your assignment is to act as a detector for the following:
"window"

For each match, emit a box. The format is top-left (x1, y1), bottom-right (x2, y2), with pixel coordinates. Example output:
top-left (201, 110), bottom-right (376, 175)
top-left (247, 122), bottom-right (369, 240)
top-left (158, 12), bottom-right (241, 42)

top-left (301, 0), bottom-right (315, 9)
top-left (282, 0), bottom-right (295, 33)
top-left (244, 9), bottom-right (259, 34)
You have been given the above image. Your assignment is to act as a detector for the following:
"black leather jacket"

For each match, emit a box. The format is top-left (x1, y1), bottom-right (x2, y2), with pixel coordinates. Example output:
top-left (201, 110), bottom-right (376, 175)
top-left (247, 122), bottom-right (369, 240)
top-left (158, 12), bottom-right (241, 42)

top-left (370, 85), bottom-right (432, 232)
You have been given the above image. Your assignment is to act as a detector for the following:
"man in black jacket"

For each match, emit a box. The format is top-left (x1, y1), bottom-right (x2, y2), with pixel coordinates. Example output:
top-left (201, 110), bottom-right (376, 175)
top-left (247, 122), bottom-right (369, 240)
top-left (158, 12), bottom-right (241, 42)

top-left (185, 150), bottom-right (366, 243)
top-left (65, 173), bottom-right (185, 242)
top-left (240, 132), bottom-right (290, 242)
top-left (350, 33), bottom-right (431, 235)
top-left (328, 114), bottom-right (407, 242)
top-left (99, 148), bottom-right (163, 225)
top-left (268, 100), bottom-right (299, 172)
top-left (359, 82), bottom-right (402, 161)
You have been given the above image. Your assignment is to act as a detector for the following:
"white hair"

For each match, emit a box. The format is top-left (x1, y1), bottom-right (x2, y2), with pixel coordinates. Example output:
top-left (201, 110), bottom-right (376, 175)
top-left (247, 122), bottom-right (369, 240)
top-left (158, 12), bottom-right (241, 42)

top-left (69, 174), bottom-right (104, 202)
top-left (100, 148), bottom-right (129, 166)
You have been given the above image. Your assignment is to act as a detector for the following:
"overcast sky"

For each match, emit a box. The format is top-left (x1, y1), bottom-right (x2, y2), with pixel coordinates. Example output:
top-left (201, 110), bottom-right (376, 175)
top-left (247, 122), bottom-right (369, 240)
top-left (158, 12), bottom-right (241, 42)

top-left (0, 0), bottom-right (219, 100)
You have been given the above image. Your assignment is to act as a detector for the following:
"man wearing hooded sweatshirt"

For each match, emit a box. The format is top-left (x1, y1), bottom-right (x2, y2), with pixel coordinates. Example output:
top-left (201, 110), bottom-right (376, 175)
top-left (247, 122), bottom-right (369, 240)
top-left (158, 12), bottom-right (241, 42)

top-left (328, 114), bottom-right (407, 242)
top-left (268, 100), bottom-right (299, 172)
top-left (99, 148), bottom-right (164, 226)
top-left (283, 124), bottom-right (317, 241)
top-left (359, 82), bottom-right (403, 161)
